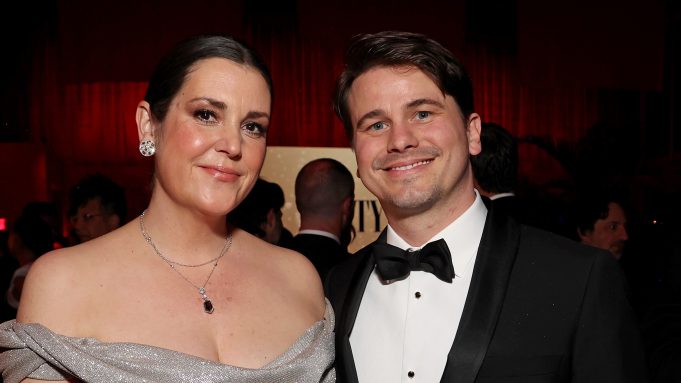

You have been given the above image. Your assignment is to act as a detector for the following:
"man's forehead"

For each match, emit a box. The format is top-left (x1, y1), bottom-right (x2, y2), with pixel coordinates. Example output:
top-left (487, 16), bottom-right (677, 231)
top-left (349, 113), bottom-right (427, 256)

top-left (349, 68), bottom-right (449, 107)
top-left (352, 65), bottom-right (437, 90)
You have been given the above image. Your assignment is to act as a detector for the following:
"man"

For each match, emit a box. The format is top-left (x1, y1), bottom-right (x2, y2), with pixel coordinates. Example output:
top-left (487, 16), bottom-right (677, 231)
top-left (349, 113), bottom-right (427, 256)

top-left (68, 173), bottom-right (126, 243)
top-left (575, 195), bottom-right (629, 260)
top-left (291, 158), bottom-right (355, 280)
top-left (325, 31), bottom-right (648, 382)
top-left (470, 122), bottom-right (521, 219)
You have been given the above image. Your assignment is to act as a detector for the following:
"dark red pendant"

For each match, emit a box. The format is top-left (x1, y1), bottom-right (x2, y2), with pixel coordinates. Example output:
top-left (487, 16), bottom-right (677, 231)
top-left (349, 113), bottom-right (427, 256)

top-left (203, 299), bottom-right (214, 314)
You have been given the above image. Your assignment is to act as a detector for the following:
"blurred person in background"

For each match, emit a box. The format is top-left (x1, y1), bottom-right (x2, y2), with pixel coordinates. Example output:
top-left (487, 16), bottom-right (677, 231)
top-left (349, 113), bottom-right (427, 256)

top-left (67, 173), bottom-right (126, 244)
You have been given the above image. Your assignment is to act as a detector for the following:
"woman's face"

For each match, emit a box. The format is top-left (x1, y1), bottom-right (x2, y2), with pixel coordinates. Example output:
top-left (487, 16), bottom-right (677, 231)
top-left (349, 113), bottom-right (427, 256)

top-left (152, 57), bottom-right (271, 216)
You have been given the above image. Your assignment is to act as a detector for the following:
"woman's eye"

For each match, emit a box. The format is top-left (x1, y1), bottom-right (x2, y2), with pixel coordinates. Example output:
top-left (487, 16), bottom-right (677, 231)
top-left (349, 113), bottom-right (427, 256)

top-left (243, 122), bottom-right (267, 138)
top-left (195, 109), bottom-right (217, 123)
top-left (416, 111), bottom-right (430, 120)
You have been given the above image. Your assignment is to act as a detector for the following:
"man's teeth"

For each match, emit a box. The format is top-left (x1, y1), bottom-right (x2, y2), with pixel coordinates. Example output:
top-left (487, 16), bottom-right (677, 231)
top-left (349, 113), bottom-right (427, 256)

top-left (390, 160), bottom-right (430, 171)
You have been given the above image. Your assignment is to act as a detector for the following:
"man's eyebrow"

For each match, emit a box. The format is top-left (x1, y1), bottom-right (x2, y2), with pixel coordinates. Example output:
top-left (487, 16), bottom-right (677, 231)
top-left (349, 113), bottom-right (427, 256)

top-left (356, 109), bottom-right (385, 129)
top-left (405, 98), bottom-right (445, 109)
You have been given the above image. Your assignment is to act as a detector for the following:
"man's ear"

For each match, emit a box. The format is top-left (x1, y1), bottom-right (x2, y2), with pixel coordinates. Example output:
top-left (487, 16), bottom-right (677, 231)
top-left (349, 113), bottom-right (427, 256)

top-left (467, 113), bottom-right (482, 156)
top-left (136, 101), bottom-right (155, 142)
top-left (577, 228), bottom-right (592, 243)
top-left (264, 208), bottom-right (277, 230)
top-left (341, 196), bottom-right (354, 224)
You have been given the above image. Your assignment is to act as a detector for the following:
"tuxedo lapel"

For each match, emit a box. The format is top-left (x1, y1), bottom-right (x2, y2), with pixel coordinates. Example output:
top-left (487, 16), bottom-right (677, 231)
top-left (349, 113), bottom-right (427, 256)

top-left (440, 206), bottom-right (521, 383)
top-left (334, 231), bottom-right (386, 383)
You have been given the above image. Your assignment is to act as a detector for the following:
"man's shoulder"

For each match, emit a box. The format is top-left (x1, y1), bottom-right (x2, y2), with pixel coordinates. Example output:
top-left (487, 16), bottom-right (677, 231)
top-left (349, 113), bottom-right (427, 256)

top-left (330, 241), bottom-right (373, 274)
top-left (324, 242), bottom-right (373, 300)
top-left (518, 224), bottom-right (616, 265)
top-left (519, 224), bottom-right (602, 255)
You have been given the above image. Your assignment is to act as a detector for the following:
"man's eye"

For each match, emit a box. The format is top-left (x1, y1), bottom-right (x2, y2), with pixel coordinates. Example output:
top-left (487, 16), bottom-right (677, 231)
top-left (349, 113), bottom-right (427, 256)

top-left (416, 111), bottom-right (430, 120)
top-left (369, 121), bottom-right (386, 131)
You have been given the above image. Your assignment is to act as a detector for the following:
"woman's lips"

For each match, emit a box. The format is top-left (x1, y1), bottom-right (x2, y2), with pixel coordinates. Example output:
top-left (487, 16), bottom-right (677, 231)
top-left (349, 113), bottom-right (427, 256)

top-left (201, 165), bottom-right (240, 182)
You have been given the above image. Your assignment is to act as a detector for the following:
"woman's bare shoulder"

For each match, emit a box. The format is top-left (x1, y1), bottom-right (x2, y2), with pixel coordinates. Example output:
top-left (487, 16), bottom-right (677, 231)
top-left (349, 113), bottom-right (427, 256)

top-left (16, 226), bottom-right (134, 332)
top-left (233, 230), bottom-right (325, 317)
top-left (17, 246), bottom-right (87, 327)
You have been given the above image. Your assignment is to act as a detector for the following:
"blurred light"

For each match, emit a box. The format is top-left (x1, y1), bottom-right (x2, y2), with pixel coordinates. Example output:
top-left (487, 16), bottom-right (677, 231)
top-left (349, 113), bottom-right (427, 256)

top-left (0, 217), bottom-right (6, 231)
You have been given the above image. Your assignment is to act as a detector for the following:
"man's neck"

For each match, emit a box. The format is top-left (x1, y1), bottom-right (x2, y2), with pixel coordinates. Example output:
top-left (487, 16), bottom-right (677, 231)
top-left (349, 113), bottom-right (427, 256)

top-left (298, 216), bottom-right (342, 238)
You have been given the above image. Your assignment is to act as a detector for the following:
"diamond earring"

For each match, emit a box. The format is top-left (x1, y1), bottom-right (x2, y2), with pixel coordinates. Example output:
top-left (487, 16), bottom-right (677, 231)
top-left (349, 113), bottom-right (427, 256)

top-left (139, 140), bottom-right (156, 157)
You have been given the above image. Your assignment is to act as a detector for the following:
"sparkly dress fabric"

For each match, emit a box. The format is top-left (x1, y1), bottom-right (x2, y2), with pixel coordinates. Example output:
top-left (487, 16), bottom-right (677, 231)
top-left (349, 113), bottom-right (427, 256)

top-left (0, 301), bottom-right (335, 383)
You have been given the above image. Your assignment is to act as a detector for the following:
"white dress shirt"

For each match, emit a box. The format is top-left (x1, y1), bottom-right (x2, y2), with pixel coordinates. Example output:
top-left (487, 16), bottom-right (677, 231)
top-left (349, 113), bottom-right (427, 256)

top-left (350, 193), bottom-right (488, 382)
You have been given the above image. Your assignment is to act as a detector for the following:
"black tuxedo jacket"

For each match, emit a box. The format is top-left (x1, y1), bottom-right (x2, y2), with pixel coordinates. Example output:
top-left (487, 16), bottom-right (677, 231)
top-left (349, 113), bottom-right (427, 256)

top-left (291, 233), bottom-right (349, 281)
top-left (489, 195), bottom-right (518, 220)
top-left (325, 205), bottom-right (649, 383)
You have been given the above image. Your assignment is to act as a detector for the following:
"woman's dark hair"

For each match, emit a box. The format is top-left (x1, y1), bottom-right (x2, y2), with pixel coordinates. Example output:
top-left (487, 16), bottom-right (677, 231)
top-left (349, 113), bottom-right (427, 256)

top-left (333, 31), bottom-right (474, 140)
top-left (145, 35), bottom-right (273, 122)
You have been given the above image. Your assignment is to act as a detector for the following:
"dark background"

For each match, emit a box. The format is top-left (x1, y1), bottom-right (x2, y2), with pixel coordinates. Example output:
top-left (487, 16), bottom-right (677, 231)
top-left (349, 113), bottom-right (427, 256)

top-left (0, 0), bottom-right (678, 230)
top-left (2, 2), bottom-right (681, 378)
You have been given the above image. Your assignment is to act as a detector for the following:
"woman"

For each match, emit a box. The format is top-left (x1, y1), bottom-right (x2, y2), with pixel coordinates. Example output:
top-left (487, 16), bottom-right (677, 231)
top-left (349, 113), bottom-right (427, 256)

top-left (0, 35), bottom-right (334, 382)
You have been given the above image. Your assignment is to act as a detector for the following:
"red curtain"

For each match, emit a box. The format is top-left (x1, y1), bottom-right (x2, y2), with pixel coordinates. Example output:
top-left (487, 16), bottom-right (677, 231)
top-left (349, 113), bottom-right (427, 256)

top-left (34, 47), bottom-right (599, 154)
top-left (26, 25), bottom-right (604, 219)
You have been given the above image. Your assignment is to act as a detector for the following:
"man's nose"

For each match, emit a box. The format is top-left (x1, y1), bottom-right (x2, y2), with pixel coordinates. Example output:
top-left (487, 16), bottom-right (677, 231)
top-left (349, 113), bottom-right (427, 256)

top-left (387, 121), bottom-right (418, 152)
top-left (618, 226), bottom-right (629, 241)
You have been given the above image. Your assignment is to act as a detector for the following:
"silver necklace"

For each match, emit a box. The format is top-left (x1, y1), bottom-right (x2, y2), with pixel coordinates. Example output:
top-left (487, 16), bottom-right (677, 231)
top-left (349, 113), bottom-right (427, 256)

top-left (139, 210), bottom-right (233, 314)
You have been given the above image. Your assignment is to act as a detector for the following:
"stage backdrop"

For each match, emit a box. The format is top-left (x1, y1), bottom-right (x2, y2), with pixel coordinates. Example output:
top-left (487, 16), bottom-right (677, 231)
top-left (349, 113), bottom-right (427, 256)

top-left (260, 146), bottom-right (384, 253)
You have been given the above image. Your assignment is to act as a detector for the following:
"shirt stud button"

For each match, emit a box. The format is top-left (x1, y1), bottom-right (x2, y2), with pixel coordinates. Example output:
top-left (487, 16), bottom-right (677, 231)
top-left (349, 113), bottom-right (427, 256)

top-left (415, 291), bottom-right (422, 299)
top-left (408, 371), bottom-right (415, 378)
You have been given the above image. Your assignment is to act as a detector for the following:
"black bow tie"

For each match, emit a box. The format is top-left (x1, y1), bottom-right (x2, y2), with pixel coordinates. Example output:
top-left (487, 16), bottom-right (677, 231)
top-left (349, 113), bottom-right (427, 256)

top-left (373, 238), bottom-right (455, 283)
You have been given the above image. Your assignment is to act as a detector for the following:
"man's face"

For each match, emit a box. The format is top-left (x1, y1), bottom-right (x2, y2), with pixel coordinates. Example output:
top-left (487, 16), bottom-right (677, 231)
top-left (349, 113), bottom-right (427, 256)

top-left (70, 198), bottom-right (120, 242)
top-left (346, 65), bottom-right (481, 220)
top-left (579, 202), bottom-right (629, 260)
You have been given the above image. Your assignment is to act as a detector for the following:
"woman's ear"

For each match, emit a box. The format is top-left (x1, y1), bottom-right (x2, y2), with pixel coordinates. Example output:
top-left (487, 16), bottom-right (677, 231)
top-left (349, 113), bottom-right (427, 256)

top-left (265, 208), bottom-right (277, 230)
top-left (136, 101), bottom-right (155, 142)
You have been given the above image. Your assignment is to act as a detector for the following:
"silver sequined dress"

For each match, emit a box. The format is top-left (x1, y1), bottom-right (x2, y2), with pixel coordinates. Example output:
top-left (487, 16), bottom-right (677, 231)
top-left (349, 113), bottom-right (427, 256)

top-left (0, 302), bottom-right (335, 383)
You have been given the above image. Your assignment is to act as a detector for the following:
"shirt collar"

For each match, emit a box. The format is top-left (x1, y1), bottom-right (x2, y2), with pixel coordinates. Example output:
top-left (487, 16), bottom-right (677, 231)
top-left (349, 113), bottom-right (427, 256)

top-left (489, 192), bottom-right (515, 200)
top-left (386, 190), bottom-right (488, 278)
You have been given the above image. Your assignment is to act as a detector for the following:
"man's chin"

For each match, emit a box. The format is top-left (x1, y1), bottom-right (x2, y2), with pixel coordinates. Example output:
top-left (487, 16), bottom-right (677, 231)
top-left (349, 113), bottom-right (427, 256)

top-left (385, 188), bottom-right (439, 212)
